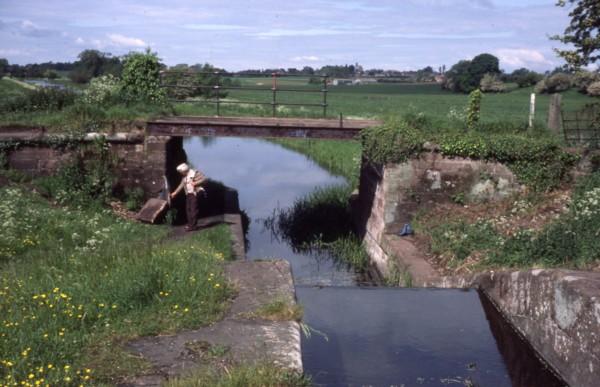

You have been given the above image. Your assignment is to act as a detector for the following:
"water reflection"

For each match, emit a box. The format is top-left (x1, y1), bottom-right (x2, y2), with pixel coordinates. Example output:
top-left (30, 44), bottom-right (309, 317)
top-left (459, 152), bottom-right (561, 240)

top-left (184, 136), bottom-right (357, 286)
top-left (298, 286), bottom-right (560, 387)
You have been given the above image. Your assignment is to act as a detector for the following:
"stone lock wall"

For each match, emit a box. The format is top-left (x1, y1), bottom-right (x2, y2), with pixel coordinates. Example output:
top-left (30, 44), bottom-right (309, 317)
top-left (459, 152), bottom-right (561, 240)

top-left (356, 152), bottom-right (522, 276)
top-left (1, 129), bottom-right (179, 199)
top-left (436, 270), bottom-right (600, 387)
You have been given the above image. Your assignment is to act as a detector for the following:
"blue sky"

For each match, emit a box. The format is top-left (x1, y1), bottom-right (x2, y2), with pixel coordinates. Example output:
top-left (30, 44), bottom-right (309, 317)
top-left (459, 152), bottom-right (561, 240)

top-left (0, 0), bottom-right (573, 72)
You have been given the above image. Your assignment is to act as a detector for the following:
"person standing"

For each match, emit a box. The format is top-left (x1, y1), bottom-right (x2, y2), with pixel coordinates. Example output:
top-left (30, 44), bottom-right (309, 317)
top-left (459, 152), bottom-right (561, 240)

top-left (170, 163), bottom-right (206, 231)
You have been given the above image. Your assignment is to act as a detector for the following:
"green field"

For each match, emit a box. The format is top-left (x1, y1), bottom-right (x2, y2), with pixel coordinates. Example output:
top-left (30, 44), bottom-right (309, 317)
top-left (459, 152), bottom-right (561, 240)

top-left (1, 76), bottom-right (597, 130)
top-left (175, 81), bottom-right (596, 127)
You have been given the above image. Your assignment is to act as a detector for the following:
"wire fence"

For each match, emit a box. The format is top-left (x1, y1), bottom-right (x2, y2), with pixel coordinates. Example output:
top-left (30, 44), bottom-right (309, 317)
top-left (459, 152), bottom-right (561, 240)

top-left (159, 71), bottom-right (329, 117)
top-left (562, 103), bottom-right (600, 148)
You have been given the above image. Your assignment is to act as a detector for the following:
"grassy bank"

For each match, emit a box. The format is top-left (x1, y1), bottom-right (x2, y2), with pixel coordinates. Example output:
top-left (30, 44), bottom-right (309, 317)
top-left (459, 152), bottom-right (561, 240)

top-left (270, 139), bottom-right (361, 187)
top-left (0, 186), bottom-right (234, 385)
top-left (416, 172), bottom-right (600, 273)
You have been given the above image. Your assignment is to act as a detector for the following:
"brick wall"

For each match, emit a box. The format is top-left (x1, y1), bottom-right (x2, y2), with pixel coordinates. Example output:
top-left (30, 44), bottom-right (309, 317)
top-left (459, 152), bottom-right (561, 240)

top-left (2, 132), bottom-right (181, 199)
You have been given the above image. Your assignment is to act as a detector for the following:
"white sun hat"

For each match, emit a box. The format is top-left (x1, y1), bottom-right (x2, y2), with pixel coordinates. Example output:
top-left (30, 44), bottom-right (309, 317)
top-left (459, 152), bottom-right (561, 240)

top-left (176, 163), bottom-right (190, 173)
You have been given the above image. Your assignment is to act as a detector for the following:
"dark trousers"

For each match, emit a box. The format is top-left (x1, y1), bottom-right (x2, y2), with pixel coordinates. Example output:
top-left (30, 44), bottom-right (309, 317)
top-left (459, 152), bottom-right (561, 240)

top-left (186, 193), bottom-right (198, 228)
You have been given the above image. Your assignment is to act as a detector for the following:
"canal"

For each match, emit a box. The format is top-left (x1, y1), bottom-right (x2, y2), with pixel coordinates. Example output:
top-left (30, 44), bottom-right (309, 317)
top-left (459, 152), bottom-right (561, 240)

top-left (184, 136), bottom-right (565, 387)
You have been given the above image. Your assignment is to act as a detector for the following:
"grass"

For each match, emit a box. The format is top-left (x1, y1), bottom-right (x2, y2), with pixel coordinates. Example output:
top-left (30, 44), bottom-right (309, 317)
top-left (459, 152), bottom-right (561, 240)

top-left (0, 78), bottom-right (30, 104)
top-left (418, 172), bottom-right (600, 271)
top-left (244, 299), bottom-right (304, 322)
top-left (1, 80), bottom-right (597, 131)
top-left (165, 363), bottom-right (310, 387)
top-left (270, 139), bottom-right (361, 187)
top-left (0, 186), bottom-right (235, 385)
top-left (175, 82), bottom-right (595, 124)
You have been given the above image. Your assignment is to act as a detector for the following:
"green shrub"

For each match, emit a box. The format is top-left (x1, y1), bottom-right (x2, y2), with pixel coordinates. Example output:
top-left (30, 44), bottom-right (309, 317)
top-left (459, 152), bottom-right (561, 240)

top-left (36, 139), bottom-right (116, 207)
top-left (573, 71), bottom-right (600, 93)
top-left (120, 49), bottom-right (166, 104)
top-left (534, 73), bottom-right (572, 94)
top-left (586, 81), bottom-right (600, 96)
top-left (362, 116), bottom-right (578, 191)
top-left (361, 118), bottom-right (424, 164)
top-left (0, 88), bottom-right (76, 113)
top-left (124, 187), bottom-right (145, 211)
top-left (480, 73), bottom-right (507, 93)
top-left (82, 74), bottom-right (121, 105)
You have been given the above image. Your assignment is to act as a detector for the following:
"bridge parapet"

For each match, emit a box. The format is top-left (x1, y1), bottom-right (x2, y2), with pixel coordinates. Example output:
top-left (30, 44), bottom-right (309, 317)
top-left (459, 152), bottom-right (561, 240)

top-left (146, 116), bottom-right (381, 140)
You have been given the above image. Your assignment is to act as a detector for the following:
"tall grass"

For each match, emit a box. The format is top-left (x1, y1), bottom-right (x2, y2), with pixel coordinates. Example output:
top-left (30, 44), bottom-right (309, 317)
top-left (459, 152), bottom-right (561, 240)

top-left (0, 187), bottom-right (233, 385)
top-left (271, 139), bottom-right (361, 187)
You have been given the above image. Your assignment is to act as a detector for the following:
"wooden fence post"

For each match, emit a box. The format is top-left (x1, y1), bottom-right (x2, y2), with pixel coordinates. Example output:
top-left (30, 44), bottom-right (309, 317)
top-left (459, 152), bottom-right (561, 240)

top-left (547, 93), bottom-right (563, 136)
top-left (528, 93), bottom-right (536, 132)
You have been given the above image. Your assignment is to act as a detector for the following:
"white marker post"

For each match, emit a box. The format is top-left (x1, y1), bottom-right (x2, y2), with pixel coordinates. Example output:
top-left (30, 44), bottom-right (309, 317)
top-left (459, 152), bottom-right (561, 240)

top-left (528, 93), bottom-right (536, 131)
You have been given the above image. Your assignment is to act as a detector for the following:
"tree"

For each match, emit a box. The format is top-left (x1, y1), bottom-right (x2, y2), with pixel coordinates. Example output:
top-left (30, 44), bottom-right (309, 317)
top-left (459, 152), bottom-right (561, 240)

top-left (0, 58), bottom-right (8, 79)
top-left (69, 50), bottom-right (122, 84)
top-left (120, 49), bottom-right (166, 103)
top-left (552, 0), bottom-right (600, 68)
top-left (469, 53), bottom-right (500, 79)
top-left (443, 60), bottom-right (474, 92)
top-left (442, 54), bottom-right (501, 93)
top-left (510, 68), bottom-right (543, 88)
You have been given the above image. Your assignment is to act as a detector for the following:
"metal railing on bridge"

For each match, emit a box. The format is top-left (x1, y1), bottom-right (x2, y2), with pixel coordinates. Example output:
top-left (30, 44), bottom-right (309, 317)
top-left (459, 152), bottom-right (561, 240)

top-left (159, 71), bottom-right (329, 117)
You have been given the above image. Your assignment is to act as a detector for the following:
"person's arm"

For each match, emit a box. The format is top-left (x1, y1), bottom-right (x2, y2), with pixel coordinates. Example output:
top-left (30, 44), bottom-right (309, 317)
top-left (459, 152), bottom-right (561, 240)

top-left (170, 179), bottom-right (184, 199)
top-left (192, 170), bottom-right (206, 187)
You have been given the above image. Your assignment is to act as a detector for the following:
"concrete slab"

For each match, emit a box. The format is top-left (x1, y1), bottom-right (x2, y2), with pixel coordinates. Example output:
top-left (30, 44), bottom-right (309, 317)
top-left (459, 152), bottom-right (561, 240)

top-left (125, 260), bottom-right (301, 385)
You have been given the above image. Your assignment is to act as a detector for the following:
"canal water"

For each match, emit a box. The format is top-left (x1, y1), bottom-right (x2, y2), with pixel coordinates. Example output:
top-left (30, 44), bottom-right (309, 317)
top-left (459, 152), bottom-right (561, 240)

top-left (184, 137), bottom-right (565, 387)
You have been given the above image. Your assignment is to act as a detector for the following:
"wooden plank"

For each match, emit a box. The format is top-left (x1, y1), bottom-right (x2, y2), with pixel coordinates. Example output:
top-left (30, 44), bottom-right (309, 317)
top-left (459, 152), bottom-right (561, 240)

top-left (137, 198), bottom-right (169, 224)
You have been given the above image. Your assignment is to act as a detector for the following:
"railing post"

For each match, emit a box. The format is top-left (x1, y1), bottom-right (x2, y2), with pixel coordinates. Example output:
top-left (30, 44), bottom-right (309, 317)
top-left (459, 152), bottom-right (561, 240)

top-left (322, 75), bottom-right (328, 118)
top-left (215, 71), bottom-right (221, 117)
top-left (272, 72), bottom-right (277, 117)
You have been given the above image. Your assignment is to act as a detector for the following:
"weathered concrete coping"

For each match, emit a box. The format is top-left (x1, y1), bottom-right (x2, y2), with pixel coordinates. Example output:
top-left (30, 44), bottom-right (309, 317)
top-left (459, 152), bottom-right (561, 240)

top-left (431, 269), bottom-right (600, 387)
top-left (125, 260), bottom-right (302, 386)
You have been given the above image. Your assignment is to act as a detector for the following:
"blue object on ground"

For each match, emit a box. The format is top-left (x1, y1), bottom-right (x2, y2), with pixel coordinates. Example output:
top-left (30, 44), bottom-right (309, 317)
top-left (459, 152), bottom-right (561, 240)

top-left (398, 223), bottom-right (414, 236)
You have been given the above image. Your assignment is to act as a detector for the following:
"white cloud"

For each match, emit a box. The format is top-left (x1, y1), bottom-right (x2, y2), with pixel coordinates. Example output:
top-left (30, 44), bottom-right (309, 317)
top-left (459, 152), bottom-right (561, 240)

top-left (75, 37), bottom-right (85, 45)
top-left (249, 28), bottom-right (367, 38)
top-left (0, 48), bottom-right (30, 56)
top-left (182, 24), bottom-right (247, 31)
top-left (107, 33), bottom-right (146, 47)
top-left (377, 31), bottom-right (513, 39)
top-left (291, 55), bottom-right (321, 62)
top-left (495, 48), bottom-right (553, 68)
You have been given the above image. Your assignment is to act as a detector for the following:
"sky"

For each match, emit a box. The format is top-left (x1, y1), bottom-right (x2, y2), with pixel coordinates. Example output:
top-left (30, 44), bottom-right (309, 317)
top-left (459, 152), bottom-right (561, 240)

top-left (0, 0), bottom-right (575, 72)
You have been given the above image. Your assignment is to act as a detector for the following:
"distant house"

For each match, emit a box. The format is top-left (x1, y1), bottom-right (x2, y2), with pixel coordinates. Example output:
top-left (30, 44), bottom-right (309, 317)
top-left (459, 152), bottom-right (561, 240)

top-left (352, 78), bottom-right (378, 85)
top-left (332, 78), bottom-right (353, 86)
top-left (434, 74), bottom-right (445, 84)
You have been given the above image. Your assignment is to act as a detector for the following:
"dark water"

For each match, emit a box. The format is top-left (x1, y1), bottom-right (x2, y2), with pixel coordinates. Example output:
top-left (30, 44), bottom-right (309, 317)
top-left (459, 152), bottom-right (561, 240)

top-left (298, 287), bottom-right (565, 387)
top-left (183, 137), bottom-right (565, 387)
top-left (184, 136), bottom-right (357, 286)
top-left (24, 79), bottom-right (66, 89)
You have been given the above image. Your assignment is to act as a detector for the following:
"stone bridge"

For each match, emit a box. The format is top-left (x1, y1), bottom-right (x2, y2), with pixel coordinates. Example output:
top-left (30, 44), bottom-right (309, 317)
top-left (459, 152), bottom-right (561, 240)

top-left (146, 116), bottom-right (381, 140)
